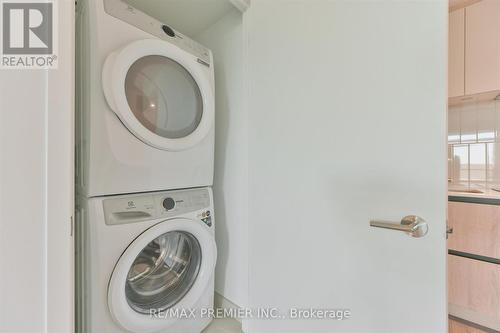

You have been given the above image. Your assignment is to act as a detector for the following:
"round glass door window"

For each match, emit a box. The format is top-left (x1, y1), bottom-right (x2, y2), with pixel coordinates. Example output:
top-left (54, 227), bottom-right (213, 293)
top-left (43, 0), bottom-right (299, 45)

top-left (125, 231), bottom-right (201, 314)
top-left (125, 55), bottom-right (203, 139)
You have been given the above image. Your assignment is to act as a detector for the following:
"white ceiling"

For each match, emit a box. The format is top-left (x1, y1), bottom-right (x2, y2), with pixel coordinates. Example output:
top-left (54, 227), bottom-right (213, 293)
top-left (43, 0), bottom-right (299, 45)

top-left (124, 0), bottom-right (236, 37)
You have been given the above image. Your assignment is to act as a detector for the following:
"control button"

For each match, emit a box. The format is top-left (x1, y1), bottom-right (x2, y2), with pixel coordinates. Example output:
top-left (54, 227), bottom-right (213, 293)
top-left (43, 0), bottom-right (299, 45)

top-left (161, 25), bottom-right (175, 37)
top-left (202, 216), bottom-right (212, 227)
top-left (162, 197), bottom-right (175, 211)
top-left (206, 211), bottom-right (210, 217)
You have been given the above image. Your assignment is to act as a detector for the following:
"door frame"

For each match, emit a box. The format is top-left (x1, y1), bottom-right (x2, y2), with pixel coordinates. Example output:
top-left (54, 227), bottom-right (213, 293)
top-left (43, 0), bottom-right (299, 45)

top-left (46, 0), bottom-right (75, 332)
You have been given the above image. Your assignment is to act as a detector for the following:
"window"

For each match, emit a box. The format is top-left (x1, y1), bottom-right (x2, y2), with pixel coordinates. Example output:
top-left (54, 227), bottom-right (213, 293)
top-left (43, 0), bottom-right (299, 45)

top-left (448, 142), bottom-right (498, 186)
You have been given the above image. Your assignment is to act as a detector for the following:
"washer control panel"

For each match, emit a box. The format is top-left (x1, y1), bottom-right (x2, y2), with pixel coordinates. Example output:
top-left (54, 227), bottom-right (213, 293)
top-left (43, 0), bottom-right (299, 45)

top-left (103, 0), bottom-right (211, 65)
top-left (103, 188), bottom-right (211, 225)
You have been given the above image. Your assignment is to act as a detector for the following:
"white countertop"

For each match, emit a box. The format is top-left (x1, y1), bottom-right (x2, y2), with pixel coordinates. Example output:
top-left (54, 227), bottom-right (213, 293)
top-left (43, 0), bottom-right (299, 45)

top-left (448, 183), bottom-right (500, 200)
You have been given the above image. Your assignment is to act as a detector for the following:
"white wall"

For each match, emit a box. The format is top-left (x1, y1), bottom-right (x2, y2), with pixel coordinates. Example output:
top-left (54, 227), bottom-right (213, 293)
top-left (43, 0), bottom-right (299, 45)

top-left (0, 1), bottom-right (74, 332)
top-left (196, 9), bottom-right (248, 308)
top-left (0, 58), bottom-right (48, 333)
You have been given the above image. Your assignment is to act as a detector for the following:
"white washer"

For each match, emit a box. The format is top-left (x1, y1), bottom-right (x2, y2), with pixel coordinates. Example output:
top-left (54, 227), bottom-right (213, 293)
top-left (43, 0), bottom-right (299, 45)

top-left (76, 0), bottom-right (215, 197)
top-left (76, 187), bottom-right (217, 333)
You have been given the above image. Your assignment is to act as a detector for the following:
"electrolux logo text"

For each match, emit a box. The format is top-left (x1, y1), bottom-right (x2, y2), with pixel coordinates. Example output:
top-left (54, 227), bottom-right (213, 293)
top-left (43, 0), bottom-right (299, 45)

top-left (1, 0), bottom-right (57, 69)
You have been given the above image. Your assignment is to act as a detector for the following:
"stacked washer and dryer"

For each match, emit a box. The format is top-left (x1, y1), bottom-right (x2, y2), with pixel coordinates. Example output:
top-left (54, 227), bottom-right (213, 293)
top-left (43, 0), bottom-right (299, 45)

top-left (76, 0), bottom-right (217, 332)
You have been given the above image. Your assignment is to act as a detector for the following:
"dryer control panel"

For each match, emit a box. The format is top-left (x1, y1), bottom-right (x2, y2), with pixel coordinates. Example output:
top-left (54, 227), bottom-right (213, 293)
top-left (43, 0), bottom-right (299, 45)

top-left (103, 0), bottom-right (211, 65)
top-left (103, 188), bottom-right (211, 225)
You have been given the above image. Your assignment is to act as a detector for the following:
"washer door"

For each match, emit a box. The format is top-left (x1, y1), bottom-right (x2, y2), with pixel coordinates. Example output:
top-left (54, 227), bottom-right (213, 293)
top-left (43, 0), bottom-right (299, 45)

top-left (108, 218), bottom-right (216, 333)
top-left (103, 39), bottom-right (214, 151)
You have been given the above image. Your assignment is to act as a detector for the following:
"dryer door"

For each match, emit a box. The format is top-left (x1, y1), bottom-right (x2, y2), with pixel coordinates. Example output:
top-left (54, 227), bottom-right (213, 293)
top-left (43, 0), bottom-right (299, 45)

top-left (108, 218), bottom-right (216, 333)
top-left (103, 39), bottom-right (214, 151)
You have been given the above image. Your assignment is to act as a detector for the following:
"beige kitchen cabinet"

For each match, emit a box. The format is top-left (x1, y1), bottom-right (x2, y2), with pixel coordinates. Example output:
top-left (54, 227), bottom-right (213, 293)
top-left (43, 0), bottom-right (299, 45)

top-left (449, 8), bottom-right (465, 98)
top-left (449, 317), bottom-right (491, 333)
top-left (465, 0), bottom-right (500, 95)
top-left (448, 319), bottom-right (491, 333)
top-left (448, 201), bottom-right (500, 259)
top-left (448, 255), bottom-right (500, 329)
top-left (447, 201), bottom-right (500, 331)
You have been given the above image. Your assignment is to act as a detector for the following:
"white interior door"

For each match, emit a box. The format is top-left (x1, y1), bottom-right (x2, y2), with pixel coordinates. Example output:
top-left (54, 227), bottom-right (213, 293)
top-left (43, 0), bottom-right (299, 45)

top-left (245, 1), bottom-right (447, 332)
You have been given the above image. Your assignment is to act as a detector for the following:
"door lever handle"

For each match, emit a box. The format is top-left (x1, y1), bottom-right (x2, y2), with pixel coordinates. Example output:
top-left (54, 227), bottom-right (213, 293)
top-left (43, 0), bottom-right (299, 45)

top-left (370, 215), bottom-right (428, 238)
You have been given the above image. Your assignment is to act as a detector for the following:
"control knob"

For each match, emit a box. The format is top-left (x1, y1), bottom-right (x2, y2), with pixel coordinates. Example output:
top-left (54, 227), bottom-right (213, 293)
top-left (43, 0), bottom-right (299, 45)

top-left (162, 197), bottom-right (175, 211)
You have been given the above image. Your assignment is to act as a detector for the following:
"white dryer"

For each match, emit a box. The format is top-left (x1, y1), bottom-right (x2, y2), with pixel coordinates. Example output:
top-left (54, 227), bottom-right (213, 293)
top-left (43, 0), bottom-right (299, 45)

top-left (76, 187), bottom-right (217, 333)
top-left (76, 0), bottom-right (215, 197)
